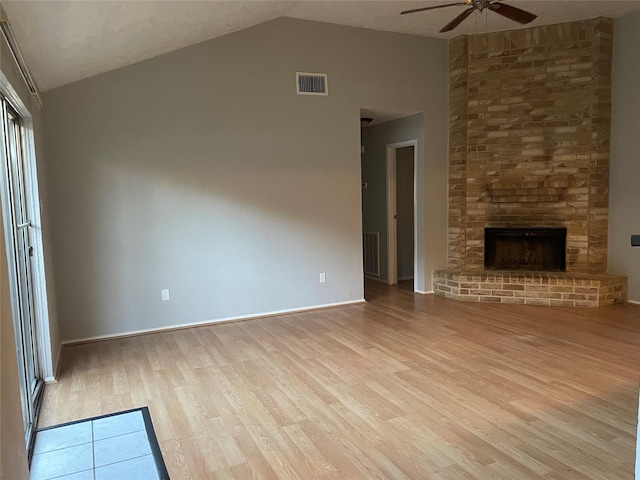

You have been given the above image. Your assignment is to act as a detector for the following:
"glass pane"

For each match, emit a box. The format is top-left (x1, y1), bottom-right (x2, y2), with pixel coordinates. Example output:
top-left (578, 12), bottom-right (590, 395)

top-left (1, 99), bottom-right (42, 448)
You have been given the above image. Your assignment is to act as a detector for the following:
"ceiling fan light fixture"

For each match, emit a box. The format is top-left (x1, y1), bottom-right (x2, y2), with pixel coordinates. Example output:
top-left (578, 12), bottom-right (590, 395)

top-left (401, 0), bottom-right (537, 32)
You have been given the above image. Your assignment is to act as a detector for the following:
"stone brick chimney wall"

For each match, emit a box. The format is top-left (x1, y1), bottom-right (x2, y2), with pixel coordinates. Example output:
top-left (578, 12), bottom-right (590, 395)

top-left (448, 18), bottom-right (613, 274)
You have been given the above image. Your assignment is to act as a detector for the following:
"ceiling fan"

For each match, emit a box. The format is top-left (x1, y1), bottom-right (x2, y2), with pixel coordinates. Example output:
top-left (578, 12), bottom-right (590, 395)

top-left (401, 0), bottom-right (537, 33)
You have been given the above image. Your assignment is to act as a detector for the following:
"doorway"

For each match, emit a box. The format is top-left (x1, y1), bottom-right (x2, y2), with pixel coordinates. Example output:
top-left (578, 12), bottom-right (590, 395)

top-left (0, 92), bottom-right (47, 456)
top-left (360, 111), bottom-right (424, 298)
top-left (386, 141), bottom-right (417, 288)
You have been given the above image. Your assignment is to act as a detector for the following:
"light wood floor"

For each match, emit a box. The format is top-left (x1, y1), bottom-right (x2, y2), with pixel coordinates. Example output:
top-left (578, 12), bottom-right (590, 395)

top-left (40, 281), bottom-right (640, 479)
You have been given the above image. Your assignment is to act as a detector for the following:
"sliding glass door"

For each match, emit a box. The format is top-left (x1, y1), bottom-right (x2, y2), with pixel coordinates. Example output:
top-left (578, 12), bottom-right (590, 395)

top-left (0, 94), bottom-right (43, 453)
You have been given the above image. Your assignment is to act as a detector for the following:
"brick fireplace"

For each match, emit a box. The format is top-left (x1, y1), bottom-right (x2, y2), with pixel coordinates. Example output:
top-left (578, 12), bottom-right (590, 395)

top-left (433, 17), bottom-right (628, 307)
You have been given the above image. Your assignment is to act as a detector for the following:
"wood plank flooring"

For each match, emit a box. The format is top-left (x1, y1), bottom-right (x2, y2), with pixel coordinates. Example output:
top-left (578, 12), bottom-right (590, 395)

top-left (39, 281), bottom-right (640, 479)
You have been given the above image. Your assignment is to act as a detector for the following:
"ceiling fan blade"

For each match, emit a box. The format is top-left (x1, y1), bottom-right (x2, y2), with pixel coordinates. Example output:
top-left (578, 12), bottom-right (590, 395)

top-left (440, 7), bottom-right (475, 32)
top-left (401, 2), bottom-right (468, 16)
top-left (488, 2), bottom-right (537, 24)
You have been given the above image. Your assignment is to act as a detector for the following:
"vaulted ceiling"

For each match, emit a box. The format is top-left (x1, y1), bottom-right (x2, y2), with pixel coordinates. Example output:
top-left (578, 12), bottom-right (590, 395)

top-left (3, 1), bottom-right (640, 92)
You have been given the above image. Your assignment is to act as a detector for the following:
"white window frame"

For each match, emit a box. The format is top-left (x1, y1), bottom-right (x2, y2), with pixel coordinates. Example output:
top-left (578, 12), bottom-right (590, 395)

top-left (0, 69), bottom-right (55, 382)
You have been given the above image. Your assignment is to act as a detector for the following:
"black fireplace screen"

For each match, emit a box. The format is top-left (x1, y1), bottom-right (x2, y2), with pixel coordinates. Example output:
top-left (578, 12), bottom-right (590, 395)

top-left (484, 227), bottom-right (567, 271)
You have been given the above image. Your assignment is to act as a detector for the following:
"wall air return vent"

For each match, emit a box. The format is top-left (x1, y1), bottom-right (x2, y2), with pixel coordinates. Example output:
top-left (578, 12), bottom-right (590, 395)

top-left (296, 72), bottom-right (328, 96)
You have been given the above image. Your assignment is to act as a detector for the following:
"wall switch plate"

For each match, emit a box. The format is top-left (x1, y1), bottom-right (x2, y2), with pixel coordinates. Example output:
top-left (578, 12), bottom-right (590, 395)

top-left (319, 273), bottom-right (326, 283)
top-left (161, 289), bottom-right (170, 301)
top-left (632, 235), bottom-right (640, 247)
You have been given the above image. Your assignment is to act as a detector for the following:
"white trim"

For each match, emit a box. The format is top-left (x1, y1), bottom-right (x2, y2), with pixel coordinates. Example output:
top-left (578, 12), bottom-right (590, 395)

top-left (629, 300), bottom-right (640, 306)
top-left (386, 140), bottom-right (419, 292)
top-left (416, 290), bottom-right (434, 295)
top-left (636, 388), bottom-right (640, 480)
top-left (0, 8), bottom-right (43, 108)
top-left (0, 69), bottom-right (26, 115)
top-left (22, 120), bottom-right (54, 380)
top-left (0, 70), bottom-right (54, 380)
top-left (61, 299), bottom-right (366, 345)
top-left (44, 342), bottom-right (63, 383)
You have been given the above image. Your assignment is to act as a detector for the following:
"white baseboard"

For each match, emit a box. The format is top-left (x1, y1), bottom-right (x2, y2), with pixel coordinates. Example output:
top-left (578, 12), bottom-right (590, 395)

top-left (61, 299), bottom-right (367, 346)
top-left (416, 290), bottom-right (434, 295)
top-left (44, 342), bottom-right (63, 383)
top-left (629, 300), bottom-right (640, 306)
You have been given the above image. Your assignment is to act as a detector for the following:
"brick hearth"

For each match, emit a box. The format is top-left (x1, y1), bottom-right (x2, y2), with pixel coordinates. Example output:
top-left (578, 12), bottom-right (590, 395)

top-left (438, 17), bottom-right (628, 307)
top-left (433, 270), bottom-right (627, 307)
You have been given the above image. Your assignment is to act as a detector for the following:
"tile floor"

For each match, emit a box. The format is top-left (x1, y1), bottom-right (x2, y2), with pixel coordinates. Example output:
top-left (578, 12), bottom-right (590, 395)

top-left (30, 409), bottom-right (163, 480)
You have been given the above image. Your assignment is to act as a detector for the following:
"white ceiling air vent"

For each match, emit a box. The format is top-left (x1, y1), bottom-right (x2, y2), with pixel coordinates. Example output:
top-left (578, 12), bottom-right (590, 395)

top-left (296, 72), bottom-right (328, 96)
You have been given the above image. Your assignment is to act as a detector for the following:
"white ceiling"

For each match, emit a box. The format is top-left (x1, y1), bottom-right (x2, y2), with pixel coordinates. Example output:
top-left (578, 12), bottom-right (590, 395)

top-left (3, 0), bottom-right (640, 92)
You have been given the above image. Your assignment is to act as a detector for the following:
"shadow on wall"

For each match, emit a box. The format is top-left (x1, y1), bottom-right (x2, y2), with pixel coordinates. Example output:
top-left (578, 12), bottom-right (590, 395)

top-left (41, 16), bottom-right (450, 341)
top-left (46, 112), bottom-right (364, 341)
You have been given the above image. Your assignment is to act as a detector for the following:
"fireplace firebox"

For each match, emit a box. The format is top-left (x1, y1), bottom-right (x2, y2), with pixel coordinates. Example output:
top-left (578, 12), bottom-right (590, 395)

top-left (484, 227), bottom-right (567, 272)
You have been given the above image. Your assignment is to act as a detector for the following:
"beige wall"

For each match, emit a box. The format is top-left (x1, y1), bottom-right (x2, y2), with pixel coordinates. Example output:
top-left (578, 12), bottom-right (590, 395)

top-left (1, 216), bottom-right (29, 479)
top-left (43, 18), bottom-right (448, 341)
top-left (0, 24), bottom-right (30, 480)
top-left (610, 12), bottom-right (640, 303)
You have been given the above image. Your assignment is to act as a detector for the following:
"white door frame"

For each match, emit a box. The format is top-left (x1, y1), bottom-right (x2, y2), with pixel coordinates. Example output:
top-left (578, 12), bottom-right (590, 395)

top-left (386, 140), bottom-right (418, 290)
top-left (0, 71), bottom-right (54, 381)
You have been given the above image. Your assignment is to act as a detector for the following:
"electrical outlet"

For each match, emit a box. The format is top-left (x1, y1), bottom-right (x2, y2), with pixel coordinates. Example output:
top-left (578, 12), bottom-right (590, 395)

top-left (161, 289), bottom-right (170, 301)
top-left (319, 272), bottom-right (326, 283)
top-left (632, 235), bottom-right (640, 247)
